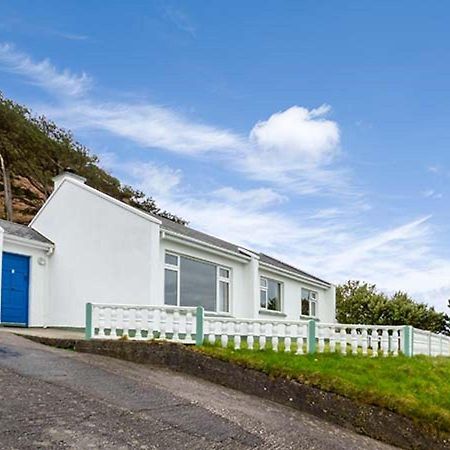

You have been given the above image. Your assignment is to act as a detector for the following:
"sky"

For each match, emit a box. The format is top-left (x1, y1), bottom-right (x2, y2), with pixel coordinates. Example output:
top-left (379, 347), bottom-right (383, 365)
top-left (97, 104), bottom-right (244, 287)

top-left (1, 1), bottom-right (450, 312)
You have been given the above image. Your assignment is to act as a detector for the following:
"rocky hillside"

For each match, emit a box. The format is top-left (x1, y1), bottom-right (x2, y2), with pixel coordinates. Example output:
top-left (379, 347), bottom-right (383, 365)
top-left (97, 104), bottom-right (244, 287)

top-left (0, 92), bottom-right (184, 225)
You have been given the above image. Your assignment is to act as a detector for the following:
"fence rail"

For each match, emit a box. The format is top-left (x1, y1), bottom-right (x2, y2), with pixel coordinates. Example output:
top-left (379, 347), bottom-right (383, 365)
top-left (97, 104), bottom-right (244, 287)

top-left (85, 303), bottom-right (450, 357)
top-left (86, 303), bottom-right (200, 344)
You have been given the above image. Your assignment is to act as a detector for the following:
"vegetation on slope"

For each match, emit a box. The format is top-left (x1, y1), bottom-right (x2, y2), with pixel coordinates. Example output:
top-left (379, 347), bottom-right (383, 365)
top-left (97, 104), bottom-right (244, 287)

top-left (337, 280), bottom-right (450, 335)
top-left (0, 92), bottom-right (185, 224)
top-left (199, 345), bottom-right (450, 436)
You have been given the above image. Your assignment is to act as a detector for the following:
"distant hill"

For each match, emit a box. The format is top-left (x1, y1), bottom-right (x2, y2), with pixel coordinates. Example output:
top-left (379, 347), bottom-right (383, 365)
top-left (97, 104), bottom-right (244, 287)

top-left (0, 92), bottom-right (185, 225)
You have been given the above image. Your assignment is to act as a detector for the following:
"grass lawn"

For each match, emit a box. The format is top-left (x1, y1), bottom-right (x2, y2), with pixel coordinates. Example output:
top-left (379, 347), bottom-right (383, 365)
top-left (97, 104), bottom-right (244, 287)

top-left (198, 345), bottom-right (450, 435)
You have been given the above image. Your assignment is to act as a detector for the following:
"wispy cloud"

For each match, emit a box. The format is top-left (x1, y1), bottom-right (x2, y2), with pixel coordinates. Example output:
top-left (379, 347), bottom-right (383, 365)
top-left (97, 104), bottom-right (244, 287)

top-left (162, 4), bottom-right (196, 37)
top-left (422, 189), bottom-right (443, 199)
top-left (47, 100), bottom-right (245, 154)
top-left (0, 43), bottom-right (91, 97)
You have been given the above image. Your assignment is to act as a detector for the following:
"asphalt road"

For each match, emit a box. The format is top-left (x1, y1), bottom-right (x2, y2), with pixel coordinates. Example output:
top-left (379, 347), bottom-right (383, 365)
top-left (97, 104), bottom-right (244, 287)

top-left (0, 332), bottom-right (395, 449)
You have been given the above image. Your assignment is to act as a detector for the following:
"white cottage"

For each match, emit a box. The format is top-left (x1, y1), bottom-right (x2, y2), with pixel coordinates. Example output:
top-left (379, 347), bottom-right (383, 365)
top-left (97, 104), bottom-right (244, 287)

top-left (0, 171), bottom-right (336, 328)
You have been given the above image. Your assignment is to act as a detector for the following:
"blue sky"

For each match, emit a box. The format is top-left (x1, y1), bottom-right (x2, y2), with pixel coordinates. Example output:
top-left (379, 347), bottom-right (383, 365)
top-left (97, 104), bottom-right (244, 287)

top-left (1, 1), bottom-right (450, 311)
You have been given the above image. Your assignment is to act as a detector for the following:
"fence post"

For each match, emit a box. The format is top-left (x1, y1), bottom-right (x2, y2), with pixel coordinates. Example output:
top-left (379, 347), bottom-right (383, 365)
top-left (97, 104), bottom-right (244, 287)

top-left (195, 306), bottom-right (204, 346)
top-left (85, 302), bottom-right (93, 340)
top-left (402, 325), bottom-right (413, 357)
top-left (307, 320), bottom-right (316, 354)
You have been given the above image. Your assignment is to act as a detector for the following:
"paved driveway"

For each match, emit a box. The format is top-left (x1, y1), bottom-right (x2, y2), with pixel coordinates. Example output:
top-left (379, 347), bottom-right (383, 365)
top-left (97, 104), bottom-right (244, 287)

top-left (0, 332), bottom-right (394, 449)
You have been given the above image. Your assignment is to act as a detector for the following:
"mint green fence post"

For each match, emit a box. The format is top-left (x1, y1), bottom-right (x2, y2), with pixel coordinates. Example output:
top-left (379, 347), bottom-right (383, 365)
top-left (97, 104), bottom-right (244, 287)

top-left (195, 306), bottom-right (204, 346)
top-left (85, 302), bottom-right (93, 340)
top-left (402, 325), bottom-right (414, 357)
top-left (307, 319), bottom-right (316, 354)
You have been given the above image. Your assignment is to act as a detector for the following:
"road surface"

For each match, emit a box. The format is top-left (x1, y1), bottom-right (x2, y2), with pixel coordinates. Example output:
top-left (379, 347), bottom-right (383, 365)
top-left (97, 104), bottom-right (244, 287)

top-left (0, 332), bottom-right (394, 449)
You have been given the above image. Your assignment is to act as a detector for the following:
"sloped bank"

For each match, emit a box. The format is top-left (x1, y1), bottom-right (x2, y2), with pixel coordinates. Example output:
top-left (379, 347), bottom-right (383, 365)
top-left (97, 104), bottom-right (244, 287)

top-left (23, 335), bottom-right (449, 450)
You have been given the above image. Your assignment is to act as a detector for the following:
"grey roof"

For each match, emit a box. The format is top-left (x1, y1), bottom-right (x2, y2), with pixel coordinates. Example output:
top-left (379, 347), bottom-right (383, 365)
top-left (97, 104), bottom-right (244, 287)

top-left (158, 215), bottom-right (331, 286)
top-left (0, 219), bottom-right (53, 245)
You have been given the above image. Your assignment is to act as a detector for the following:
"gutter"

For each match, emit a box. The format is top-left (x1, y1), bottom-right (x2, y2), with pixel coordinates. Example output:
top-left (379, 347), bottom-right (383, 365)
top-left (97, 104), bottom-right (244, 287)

top-left (3, 233), bottom-right (55, 254)
top-left (161, 229), bottom-right (251, 263)
top-left (259, 261), bottom-right (332, 289)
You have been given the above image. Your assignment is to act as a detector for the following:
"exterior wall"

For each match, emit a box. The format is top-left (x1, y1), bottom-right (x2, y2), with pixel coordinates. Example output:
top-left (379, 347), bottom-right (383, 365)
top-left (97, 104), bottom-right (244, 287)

top-left (31, 179), bottom-right (161, 328)
top-left (0, 234), bottom-right (51, 327)
top-left (258, 267), bottom-right (336, 323)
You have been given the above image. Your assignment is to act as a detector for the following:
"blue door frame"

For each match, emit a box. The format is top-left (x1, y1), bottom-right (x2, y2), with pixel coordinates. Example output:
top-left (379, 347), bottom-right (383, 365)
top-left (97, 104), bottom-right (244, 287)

top-left (1, 252), bottom-right (30, 326)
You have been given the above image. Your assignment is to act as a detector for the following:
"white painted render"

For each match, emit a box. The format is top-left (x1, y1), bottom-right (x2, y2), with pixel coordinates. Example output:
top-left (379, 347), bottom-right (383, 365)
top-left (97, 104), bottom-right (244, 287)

top-left (22, 172), bottom-right (337, 328)
top-left (31, 177), bottom-right (161, 327)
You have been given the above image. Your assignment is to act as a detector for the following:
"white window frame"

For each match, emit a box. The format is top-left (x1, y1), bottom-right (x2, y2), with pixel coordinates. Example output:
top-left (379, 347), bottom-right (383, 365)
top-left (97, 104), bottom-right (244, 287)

top-left (164, 252), bottom-right (180, 306)
top-left (164, 251), bottom-right (231, 313)
top-left (260, 276), bottom-right (283, 312)
top-left (217, 266), bottom-right (231, 313)
top-left (301, 288), bottom-right (318, 318)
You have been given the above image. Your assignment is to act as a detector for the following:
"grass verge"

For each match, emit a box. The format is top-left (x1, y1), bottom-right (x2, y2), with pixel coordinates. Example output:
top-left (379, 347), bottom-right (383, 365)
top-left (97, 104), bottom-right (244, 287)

top-left (198, 345), bottom-right (450, 435)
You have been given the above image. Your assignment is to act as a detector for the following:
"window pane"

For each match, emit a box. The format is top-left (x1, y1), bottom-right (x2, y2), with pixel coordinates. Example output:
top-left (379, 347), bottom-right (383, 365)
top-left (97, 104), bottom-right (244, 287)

top-left (311, 301), bottom-right (316, 317)
top-left (260, 289), bottom-right (267, 308)
top-left (165, 253), bottom-right (178, 266)
top-left (164, 269), bottom-right (177, 305)
top-left (267, 279), bottom-right (281, 311)
top-left (301, 288), bottom-right (310, 301)
top-left (301, 298), bottom-right (310, 316)
top-left (219, 268), bottom-right (230, 278)
top-left (260, 277), bottom-right (267, 288)
top-left (219, 281), bottom-right (229, 312)
top-left (180, 257), bottom-right (217, 311)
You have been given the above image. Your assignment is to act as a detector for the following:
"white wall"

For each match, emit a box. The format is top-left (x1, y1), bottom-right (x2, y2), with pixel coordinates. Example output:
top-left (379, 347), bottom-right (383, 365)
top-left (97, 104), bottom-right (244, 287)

top-left (32, 179), bottom-right (161, 328)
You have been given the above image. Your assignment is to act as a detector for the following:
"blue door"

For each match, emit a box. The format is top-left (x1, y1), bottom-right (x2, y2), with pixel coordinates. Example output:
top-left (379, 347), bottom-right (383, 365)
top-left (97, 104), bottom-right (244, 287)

top-left (1, 252), bottom-right (30, 326)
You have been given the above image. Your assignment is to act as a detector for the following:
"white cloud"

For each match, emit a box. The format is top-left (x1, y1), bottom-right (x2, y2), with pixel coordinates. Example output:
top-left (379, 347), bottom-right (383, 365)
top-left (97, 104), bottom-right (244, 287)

top-left (213, 187), bottom-right (287, 209)
top-left (99, 153), bottom-right (182, 197)
top-left (0, 42), bottom-right (91, 97)
top-left (162, 5), bottom-right (196, 37)
top-left (45, 100), bottom-right (245, 155)
top-left (249, 105), bottom-right (340, 166)
top-left (238, 105), bottom-right (349, 195)
top-left (422, 189), bottom-right (443, 199)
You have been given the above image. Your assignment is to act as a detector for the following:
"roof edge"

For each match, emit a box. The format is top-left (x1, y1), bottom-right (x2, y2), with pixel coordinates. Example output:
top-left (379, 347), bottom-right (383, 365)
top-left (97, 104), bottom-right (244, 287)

top-left (30, 178), bottom-right (162, 227)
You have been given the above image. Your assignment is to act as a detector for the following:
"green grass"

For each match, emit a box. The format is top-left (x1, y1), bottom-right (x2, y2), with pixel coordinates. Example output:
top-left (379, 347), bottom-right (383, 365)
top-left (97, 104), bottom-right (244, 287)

top-left (197, 345), bottom-right (450, 435)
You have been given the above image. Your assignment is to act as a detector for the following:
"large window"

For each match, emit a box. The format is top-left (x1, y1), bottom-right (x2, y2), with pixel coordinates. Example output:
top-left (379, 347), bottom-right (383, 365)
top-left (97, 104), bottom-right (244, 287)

top-left (164, 252), bottom-right (230, 313)
top-left (301, 288), bottom-right (317, 317)
top-left (260, 277), bottom-right (282, 312)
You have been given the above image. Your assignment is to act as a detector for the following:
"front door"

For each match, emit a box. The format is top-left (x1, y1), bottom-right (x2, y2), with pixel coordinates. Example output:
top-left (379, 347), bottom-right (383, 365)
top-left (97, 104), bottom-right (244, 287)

top-left (1, 252), bottom-right (30, 326)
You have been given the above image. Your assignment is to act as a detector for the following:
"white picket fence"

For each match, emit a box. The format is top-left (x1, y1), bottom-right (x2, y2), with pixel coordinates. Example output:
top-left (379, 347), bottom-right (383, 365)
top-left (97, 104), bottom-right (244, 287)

top-left (85, 303), bottom-right (450, 357)
top-left (204, 316), bottom-right (309, 353)
top-left (413, 327), bottom-right (450, 356)
top-left (87, 303), bottom-right (199, 344)
top-left (316, 323), bottom-right (404, 356)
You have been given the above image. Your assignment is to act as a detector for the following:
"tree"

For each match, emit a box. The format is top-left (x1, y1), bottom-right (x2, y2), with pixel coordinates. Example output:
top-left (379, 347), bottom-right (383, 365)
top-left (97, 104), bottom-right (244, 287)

top-left (0, 92), bottom-right (187, 225)
top-left (336, 280), bottom-right (450, 335)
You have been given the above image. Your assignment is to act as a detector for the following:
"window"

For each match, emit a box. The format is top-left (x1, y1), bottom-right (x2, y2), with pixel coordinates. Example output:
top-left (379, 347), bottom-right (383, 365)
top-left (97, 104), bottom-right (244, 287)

top-left (301, 288), bottom-right (318, 317)
top-left (164, 252), bottom-right (230, 313)
top-left (164, 253), bottom-right (179, 306)
top-left (218, 268), bottom-right (230, 313)
top-left (260, 277), bottom-right (282, 312)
